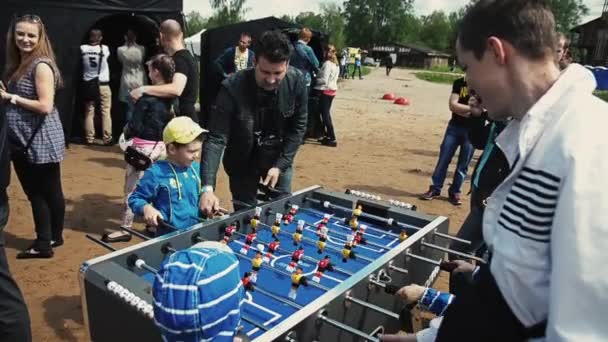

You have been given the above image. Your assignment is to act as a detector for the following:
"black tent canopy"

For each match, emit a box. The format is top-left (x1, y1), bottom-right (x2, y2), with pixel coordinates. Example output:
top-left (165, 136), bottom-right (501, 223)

top-left (199, 16), bottom-right (328, 126)
top-left (1, 0), bottom-right (184, 141)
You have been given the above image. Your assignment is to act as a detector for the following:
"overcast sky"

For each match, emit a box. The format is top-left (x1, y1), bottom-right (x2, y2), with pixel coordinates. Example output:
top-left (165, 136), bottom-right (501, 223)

top-left (184, 0), bottom-right (603, 24)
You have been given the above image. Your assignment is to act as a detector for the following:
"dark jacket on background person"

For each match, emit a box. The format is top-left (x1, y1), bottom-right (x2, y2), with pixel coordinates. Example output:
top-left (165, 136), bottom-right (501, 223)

top-left (214, 47), bottom-right (255, 78)
top-left (125, 95), bottom-right (174, 141)
top-left (468, 113), bottom-right (510, 208)
top-left (0, 105), bottom-right (9, 206)
top-left (201, 67), bottom-right (308, 187)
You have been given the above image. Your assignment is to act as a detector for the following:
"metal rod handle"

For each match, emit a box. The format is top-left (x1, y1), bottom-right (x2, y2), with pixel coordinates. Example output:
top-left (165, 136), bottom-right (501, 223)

top-left (433, 231), bottom-right (472, 245)
top-left (86, 234), bottom-right (117, 252)
top-left (253, 286), bottom-right (303, 310)
top-left (388, 264), bottom-right (409, 275)
top-left (241, 314), bottom-right (269, 331)
top-left (120, 226), bottom-right (151, 241)
top-left (346, 295), bottom-right (400, 320)
top-left (318, 315), bottom-right (380, 342)
top-left (406, 251), bottom-right (441, 266)
top-left (421, 241), bottom-right (485, 263)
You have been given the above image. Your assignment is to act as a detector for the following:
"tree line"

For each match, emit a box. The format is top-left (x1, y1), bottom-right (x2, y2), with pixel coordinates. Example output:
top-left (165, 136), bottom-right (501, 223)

top-left (186, 0), bottom-right (589, 54)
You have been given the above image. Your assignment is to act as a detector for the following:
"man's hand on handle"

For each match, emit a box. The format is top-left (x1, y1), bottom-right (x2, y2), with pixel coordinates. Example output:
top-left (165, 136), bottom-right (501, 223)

top-left (199, 191), bottom-right (221, 218)
top-left (262, 167), bottom-right (281, 189)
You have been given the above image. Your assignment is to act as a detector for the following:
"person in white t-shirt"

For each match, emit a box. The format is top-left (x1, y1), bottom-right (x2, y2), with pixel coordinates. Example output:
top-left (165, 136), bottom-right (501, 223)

top-left (80, 28), bottom-right (112, 145)
top-left (117, 29), bottom-right (146, 123)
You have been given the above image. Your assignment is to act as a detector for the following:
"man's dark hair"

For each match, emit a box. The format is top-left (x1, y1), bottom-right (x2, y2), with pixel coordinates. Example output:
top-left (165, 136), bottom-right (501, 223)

top-left (459, 0), bottom-right (557, 60)
top-left (255, 31), bottom-right (292, 63)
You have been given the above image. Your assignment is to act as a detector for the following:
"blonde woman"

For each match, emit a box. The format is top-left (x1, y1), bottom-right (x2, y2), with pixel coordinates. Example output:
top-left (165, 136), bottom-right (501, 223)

top-left (314, 45), bottom-right (340, 147)
top-left (0, 15), bottom-right (65, 258)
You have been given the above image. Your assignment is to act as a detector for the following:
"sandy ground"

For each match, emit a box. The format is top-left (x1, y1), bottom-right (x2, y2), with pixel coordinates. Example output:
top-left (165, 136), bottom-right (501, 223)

top-left (5, 67), bottom-right (475, 341)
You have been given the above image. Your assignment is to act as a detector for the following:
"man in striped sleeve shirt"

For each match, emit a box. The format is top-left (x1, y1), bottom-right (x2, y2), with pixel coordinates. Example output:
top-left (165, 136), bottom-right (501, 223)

top-left (436, 1), bottom-right (608, 341)
top-left (153, 241), bottom-right (246, 341)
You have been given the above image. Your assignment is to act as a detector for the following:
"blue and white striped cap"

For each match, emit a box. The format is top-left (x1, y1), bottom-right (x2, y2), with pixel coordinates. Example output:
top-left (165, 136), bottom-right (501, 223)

top-left (153, 241), bottom-right (245, 342)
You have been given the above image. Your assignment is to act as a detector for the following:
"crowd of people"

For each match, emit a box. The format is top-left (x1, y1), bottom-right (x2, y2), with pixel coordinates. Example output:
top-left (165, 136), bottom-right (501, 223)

top-left (0, 0), bottom-right (607, 341)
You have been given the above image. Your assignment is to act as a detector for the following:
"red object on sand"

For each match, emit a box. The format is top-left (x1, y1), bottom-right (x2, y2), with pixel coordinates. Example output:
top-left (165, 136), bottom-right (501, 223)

top-left (382, 93), bottom-right (396, 100)
top-left (394, 97), bottom-right (410, 105)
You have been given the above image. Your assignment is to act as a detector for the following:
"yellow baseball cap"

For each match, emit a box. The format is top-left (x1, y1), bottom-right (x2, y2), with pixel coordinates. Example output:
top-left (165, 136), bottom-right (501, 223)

top-left (163, 117), bottom-right (207, 144)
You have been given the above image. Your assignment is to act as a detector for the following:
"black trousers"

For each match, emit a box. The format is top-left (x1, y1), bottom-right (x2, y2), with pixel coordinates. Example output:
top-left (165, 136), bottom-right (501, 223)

top-left (229, 167), bottom-right (293, 211)
top-left (437, 265), bottom-right (545, 341)
top-left (12, 158), bottom-right (65, 250)
top-left (0, 201), bottom-right (32, 341)
top-left (319, 94), bottom-right (336, 141)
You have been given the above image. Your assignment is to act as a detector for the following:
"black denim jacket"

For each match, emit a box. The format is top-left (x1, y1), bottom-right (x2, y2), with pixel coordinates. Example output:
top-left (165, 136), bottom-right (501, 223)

top-left (201, 67), bottom-right (308, 187)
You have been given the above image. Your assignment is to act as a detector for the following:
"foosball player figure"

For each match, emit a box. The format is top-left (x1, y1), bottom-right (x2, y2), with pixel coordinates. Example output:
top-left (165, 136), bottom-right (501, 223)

top-left (240, 232), bottom-right (256, 254)
top-left (286, 246), bottom-right (305, 272)
top-left (399, 229), bottom-right (408, 242)
top-left (293, 220), bottom-right (305, 245)
top-left (250, 207), bottom-right (262, 232)
top-left (342, 236), bottom-right (356, 262)
top-left (288, 267), bottom-right (308, 300)
top-left (251, 251), bottom-right (263, 283)
top-left (317, 214), bottom-right (331, 234)
top-left (284, 205), bottom-right (299, 224)
top-left (223, 223), bottom-right (237, 243)
top-left (317, 226), bottom-right (329, 254)
top-left (264, 238), bottom-right (280, 263)
top-left (353, 224), bottom-right (367, 246)
top-left (242, 272), bottom-right (255, 291)
top-left (271, 213), bottom-right (283, 238)
top-left (313, 256), bottom-right (334, 283)
top-left (349, 205), bottom-right (363, 232)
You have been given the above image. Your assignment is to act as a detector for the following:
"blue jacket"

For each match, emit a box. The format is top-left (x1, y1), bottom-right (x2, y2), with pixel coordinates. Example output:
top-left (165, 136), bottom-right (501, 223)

top-left (129, 160), bottom-right (201, 230)
top-left (290, 40), bottom-right (319, 86)
top-left (214, 47), bottom-right (255, 78)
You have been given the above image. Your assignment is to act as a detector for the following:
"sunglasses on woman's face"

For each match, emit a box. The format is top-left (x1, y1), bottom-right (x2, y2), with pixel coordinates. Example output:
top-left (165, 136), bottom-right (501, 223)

top-left (16, 14), bottom-right (42, 23)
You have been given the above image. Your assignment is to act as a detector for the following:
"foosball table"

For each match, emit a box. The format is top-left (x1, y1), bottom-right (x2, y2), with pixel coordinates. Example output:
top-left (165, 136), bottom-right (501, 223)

top-left (80, 186), bottom-right (478, 341)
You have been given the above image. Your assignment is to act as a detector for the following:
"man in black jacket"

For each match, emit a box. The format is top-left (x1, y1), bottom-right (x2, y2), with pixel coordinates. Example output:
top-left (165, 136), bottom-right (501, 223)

top-left (199, 31), bottom-right (308, 214)
top-left (0, 103), bottom-right (32, 341)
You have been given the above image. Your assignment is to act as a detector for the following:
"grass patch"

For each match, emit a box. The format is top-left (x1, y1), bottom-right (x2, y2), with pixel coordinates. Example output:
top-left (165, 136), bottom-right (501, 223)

top-left (415, 72), bottom-right (461, 84)
top-left (594, 90), bottom-right (608, 102)
top-left (345, 65), bottom-right (372, 77)
top-left (429, 65), bottom-right (464, 74)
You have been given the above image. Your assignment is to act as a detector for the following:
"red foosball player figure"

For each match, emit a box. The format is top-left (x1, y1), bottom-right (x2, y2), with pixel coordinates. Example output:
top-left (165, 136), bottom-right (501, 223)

top-left (223, 223), bottom-right (237, 243)
top-left (288, 267), bottom-right (308, 300)
top-left (264, 238), bottom-right (280, 263)
top-left (250, 207), bottom-right (262, 232)
top-left (317, 214), bottom-right (331, 235)
top-left (242, 272), bottom-right (255, 291)
top-left (286, 246), bottom-right (305, 272)
top-left (342, 236), bottom-right (356, 262)
top-left (284, 205), bottom-right (299, 224)
top-left (313, 255), bottom-right (334, 283)
top-left (251, 251), bottom-right (263, 283)
top-left (399, 230), bottom-right (408, 242)
top-left (271, 213), bottom-right (283, 238)
top-left (240, 232), bottom-right (256, 255)
top-left (353, 224), bottom-right (367, 246)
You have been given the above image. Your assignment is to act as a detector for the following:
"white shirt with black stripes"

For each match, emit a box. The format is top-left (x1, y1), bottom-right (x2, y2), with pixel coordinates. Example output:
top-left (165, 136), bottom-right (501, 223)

top-left (483, 64), bottom-right (608, 342)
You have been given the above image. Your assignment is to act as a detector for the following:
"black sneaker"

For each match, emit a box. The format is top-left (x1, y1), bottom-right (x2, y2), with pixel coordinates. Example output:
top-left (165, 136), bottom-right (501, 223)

top-left (17, 246), bottom-right (53, 259)
top-left (51, 239), bottom-right (64, 248)
top-left (102, 230), bottom-right (132, 243)
top-left (420, 187), bottom-right (440, 200)
top-left (321, 139), bottom-right (337, 147)
top-left (448, 193), bottom-right (463, 206)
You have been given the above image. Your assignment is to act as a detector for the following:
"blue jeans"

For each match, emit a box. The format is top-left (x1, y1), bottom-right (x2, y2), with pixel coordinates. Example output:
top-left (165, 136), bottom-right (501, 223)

top-left (430, 123), bottom-right (474, 195)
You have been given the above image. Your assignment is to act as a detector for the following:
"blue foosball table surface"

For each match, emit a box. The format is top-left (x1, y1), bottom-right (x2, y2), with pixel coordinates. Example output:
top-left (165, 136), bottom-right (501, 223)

top-left (80, 186), bottom-right (453, 342)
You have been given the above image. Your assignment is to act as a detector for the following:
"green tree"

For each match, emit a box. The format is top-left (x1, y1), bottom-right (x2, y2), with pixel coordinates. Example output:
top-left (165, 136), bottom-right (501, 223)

top-left (184, 11), bottom-right (208, 37)
top-left (545, 0), bottom-right (589, 32)
top-left (419, 11), bottom-right (452, 52)
top-left (295, 11), bottom-right (325, 31)
top-left (206, 0), bottom-right (248, 28)
top-left (343, 0), bottom-right (415, 47)
top-left (320, 2), bottom-right (346, 49)
top-left (278, 14), bottom-right (295, 24)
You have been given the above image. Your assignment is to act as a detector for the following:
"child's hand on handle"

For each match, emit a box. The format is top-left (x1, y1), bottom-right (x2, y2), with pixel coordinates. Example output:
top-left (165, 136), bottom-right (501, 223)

top-left (143, 204), bottom-right (163, 226)
top-left (396, 284), bottom-right (426, 305)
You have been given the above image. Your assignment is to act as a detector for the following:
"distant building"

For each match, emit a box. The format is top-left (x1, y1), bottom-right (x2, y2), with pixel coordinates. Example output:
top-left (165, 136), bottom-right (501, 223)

top-left (571, 1), bottom-right (608, 66)
top-left (370, 42), bottom-right (450, 69)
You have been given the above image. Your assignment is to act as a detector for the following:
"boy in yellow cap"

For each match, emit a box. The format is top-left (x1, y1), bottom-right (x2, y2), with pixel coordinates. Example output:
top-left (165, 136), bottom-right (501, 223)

top-left (129, 117), bottom-right (207, 235)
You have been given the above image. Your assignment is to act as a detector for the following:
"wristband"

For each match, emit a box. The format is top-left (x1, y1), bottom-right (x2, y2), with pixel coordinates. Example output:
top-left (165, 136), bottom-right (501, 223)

top-left (201, 185), bottom-right (213, 194)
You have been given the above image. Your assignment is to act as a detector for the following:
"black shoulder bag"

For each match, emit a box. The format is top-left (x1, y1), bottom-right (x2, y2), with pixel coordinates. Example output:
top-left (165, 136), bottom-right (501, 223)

top-left (9, 117), bottom-right (45, 163)
top-left (82, 46), bottom-right (103, 101)
top-left (124, 141), bottom-right (159, 171)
